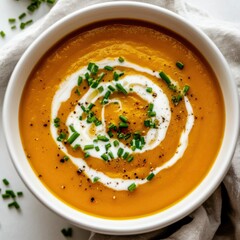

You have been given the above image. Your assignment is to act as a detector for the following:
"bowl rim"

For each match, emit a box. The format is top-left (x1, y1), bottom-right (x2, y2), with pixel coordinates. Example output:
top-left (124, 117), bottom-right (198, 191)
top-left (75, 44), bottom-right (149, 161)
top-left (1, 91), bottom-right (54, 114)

top-left (3, 1), bottom-right (240, 235)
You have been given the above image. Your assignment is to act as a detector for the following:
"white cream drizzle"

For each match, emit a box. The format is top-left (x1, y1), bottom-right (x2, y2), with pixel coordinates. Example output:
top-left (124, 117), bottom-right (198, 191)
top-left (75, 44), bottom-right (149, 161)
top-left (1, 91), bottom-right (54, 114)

top-left (50, 58), bottom-right (194, 191)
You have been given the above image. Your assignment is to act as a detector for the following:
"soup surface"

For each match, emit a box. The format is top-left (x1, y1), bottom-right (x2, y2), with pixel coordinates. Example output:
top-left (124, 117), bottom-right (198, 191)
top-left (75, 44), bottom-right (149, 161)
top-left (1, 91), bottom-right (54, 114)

top-left (19, 20), bottom-right (225, 218)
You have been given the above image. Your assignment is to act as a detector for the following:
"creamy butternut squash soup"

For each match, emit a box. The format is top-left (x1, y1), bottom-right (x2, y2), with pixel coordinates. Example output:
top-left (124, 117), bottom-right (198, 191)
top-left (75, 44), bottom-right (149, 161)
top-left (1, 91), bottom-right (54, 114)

top-left (19, 20), bottom-right (225, 218)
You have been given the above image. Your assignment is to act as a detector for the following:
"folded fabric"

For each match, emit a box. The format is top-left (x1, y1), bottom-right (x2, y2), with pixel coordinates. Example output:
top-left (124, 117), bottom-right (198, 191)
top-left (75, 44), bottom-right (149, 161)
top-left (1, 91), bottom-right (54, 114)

top-left (0, 1), bottom-right (239, 239)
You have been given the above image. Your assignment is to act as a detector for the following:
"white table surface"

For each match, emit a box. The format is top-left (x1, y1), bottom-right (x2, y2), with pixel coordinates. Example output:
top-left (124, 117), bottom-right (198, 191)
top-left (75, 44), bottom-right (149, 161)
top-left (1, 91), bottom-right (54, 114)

top-left (0, 1), bottom-right (239, 239)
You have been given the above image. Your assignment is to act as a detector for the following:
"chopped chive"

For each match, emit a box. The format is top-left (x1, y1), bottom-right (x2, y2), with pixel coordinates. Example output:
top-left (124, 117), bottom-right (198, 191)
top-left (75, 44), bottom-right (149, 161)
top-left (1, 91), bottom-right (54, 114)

top-left (103, 90), bottom-right (111, 99)
top-left (117, 132), bottom-right (125, 139)
top-left (115, 83), bottom-right (128, 94)
top-left (20, 22), bottom-right (27, 30)
top-left (87, 103), bottom-right (95, 111)
top-left (172, 95), bottom-right (183, 106)
top-left (54, 117), bottom-right (60, 123)
top-left (85, 72), bottom-right (90, 80)
top-left (127, 155), bottom-right (134, 162)
top-left (119, 122), bottom-right (128, 128)
top-left (69, 125), bottom-right (76, 132)
top-left (25, 20), bottom-right (33, 26)
top-left (87, 62), bottom-right (99, 75)
top-left (11, 25), bottom-right (16, 30)
top-left (77, 76), bottom-right (83, 86)
top-left (84, 152), bottom-right (90, 158)
top-left (119, 115), bottom-right (128, 123)
top-left (146, 87), bottom-right (152, 93)
top-left (105, 143), bottom-right (111, 151)
top-left (176, 61), bottom-right (184, 70)
top-left (140, 136), bottom-right (145, 145)
top-left (147, 172), bottom-right (155, 181)
top-left (67, 132), bottom-right (80, 144)
top-left (5, 190), bottom-right (16, 198)
top-left (2, 179), bottom-right (9, 186)
top-left (19, 13), bottom-right (26, 20)
top-left (17, 192), bottom-right (23, 197)
top-left (0, 31), bottom-right (5, 38)
top-left (123, 152), bottom-right (129, 160)
top-left (109, 123), bottom-right (117, 130)
top-left (97, 135), bottom-right (109, 142)
top-left (91, 73), bottom-right (105, 89)
top-left (73, 144), bottom-right (80, 150)
top-left (135, 139), bottom-right (140, 149)
top-left (108, 151), bottom-right (114, 159)
top-left (61, 228), bottom-right (72, 237)
top-left (91, 81), bottom-right (99, 89)
top-left (95, 146), bottom-right (100, 152)
top-left (92, 72), bottom-right (105, 88)
top-left (94, 120), bottom-right (102, 126)
top-left (86, 77), bottom-right (94, 86)
top-left (104, 66), bottom-right (113, 71)
top-left (93, 139), bottom-right (98, 143)
top-left (81, 105), bottom-right (86, 112)
top-left (149, 103), bottom-right (154, 112)
top-left (2, 194), bottom-right (10, 199)
top-left (148, 111), bottom-right (156, 117)
top-left (124, 133), bottom-right (131, 140)
top-left (128, 183), bottom-right (136, 192)
top-left (87, 116), bottom-right (96, 124)
top-left (101, 153), bottom-right (109, 161)
top-left (118, 57), bottom-right (124, 63)
top-left (113, 72), bottom-right (119, 81)
top-left (131, 145), bottom-right (136, 151)
top-left (117, 148), bottom-right (124, 157)
top-left (183, 85), bottom-right (190, 95)
top-left (159, 71), bottom-right (171, 85)
top-left (107, 130), bottom-right (114, 138)
top-left (63, 155), bottom-right (69, 161)
top-left (108, 85), bottom-right (115, 92)
top-left (57, 132), bottom-right (66, 141)
top-left (113, 140), bottom-right (119, 147)
top-left (98, 86), bottom-right (104, 93)
top-left (93, 177), bottom-right (100, 183)
top-left (133, 132), bottom-right (141, 140)
top-left (144, 119), bottom-right (151, 127)
top-left (84, 144), bottom-right (94, 150)
top-left (102, 90), bottom-right (111, 104)
top-left (8, 201), bottom-right (20, 209)
top-left (8, 18), bottom-right (16, 23)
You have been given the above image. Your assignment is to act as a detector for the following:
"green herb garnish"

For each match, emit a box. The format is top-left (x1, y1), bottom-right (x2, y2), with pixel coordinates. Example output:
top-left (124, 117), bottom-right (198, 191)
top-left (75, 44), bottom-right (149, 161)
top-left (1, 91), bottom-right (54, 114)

top-left (128, 183), bottom-right (136, 192)
top-left (67, 132), bottom-right (80, 144)
top-left (147, 173), bottom-right (155, 181)
top-left (176, 61), bottom-right (184, 70)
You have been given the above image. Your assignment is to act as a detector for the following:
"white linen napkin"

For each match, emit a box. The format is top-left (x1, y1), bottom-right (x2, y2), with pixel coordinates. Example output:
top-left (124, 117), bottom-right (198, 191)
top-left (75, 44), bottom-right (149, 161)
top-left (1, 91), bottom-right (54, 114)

top-left (0, 1), bottom-right (239, 239)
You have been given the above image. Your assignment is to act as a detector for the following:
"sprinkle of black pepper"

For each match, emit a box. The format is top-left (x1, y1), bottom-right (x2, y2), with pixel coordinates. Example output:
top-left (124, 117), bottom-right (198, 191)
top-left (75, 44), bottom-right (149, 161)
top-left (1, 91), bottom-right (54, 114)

top-left (43, 124), bottom-right (48, 127)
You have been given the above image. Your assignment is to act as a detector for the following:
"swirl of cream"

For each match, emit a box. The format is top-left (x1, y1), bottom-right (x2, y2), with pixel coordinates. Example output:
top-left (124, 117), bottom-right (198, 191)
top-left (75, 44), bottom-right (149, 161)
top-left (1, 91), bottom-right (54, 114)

top-left (51, 58), bottom-right (194, 191)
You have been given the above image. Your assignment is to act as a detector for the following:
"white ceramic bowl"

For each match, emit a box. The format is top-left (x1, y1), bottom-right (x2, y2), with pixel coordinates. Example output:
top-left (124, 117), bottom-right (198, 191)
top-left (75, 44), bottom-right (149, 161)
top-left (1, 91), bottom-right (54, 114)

top-left (3, 1), bottom-right (240, 235)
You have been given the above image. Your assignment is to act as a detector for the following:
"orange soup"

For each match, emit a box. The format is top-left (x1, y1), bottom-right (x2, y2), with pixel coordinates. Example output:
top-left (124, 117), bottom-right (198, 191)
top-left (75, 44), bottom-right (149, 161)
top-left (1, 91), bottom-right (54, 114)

top-left (19, 20), bottom-right (225, 219)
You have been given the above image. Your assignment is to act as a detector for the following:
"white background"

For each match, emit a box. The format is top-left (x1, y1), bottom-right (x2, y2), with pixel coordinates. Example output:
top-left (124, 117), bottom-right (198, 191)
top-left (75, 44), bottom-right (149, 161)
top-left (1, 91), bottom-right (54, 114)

top-left (0, 0), bottom-right (239, 239)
